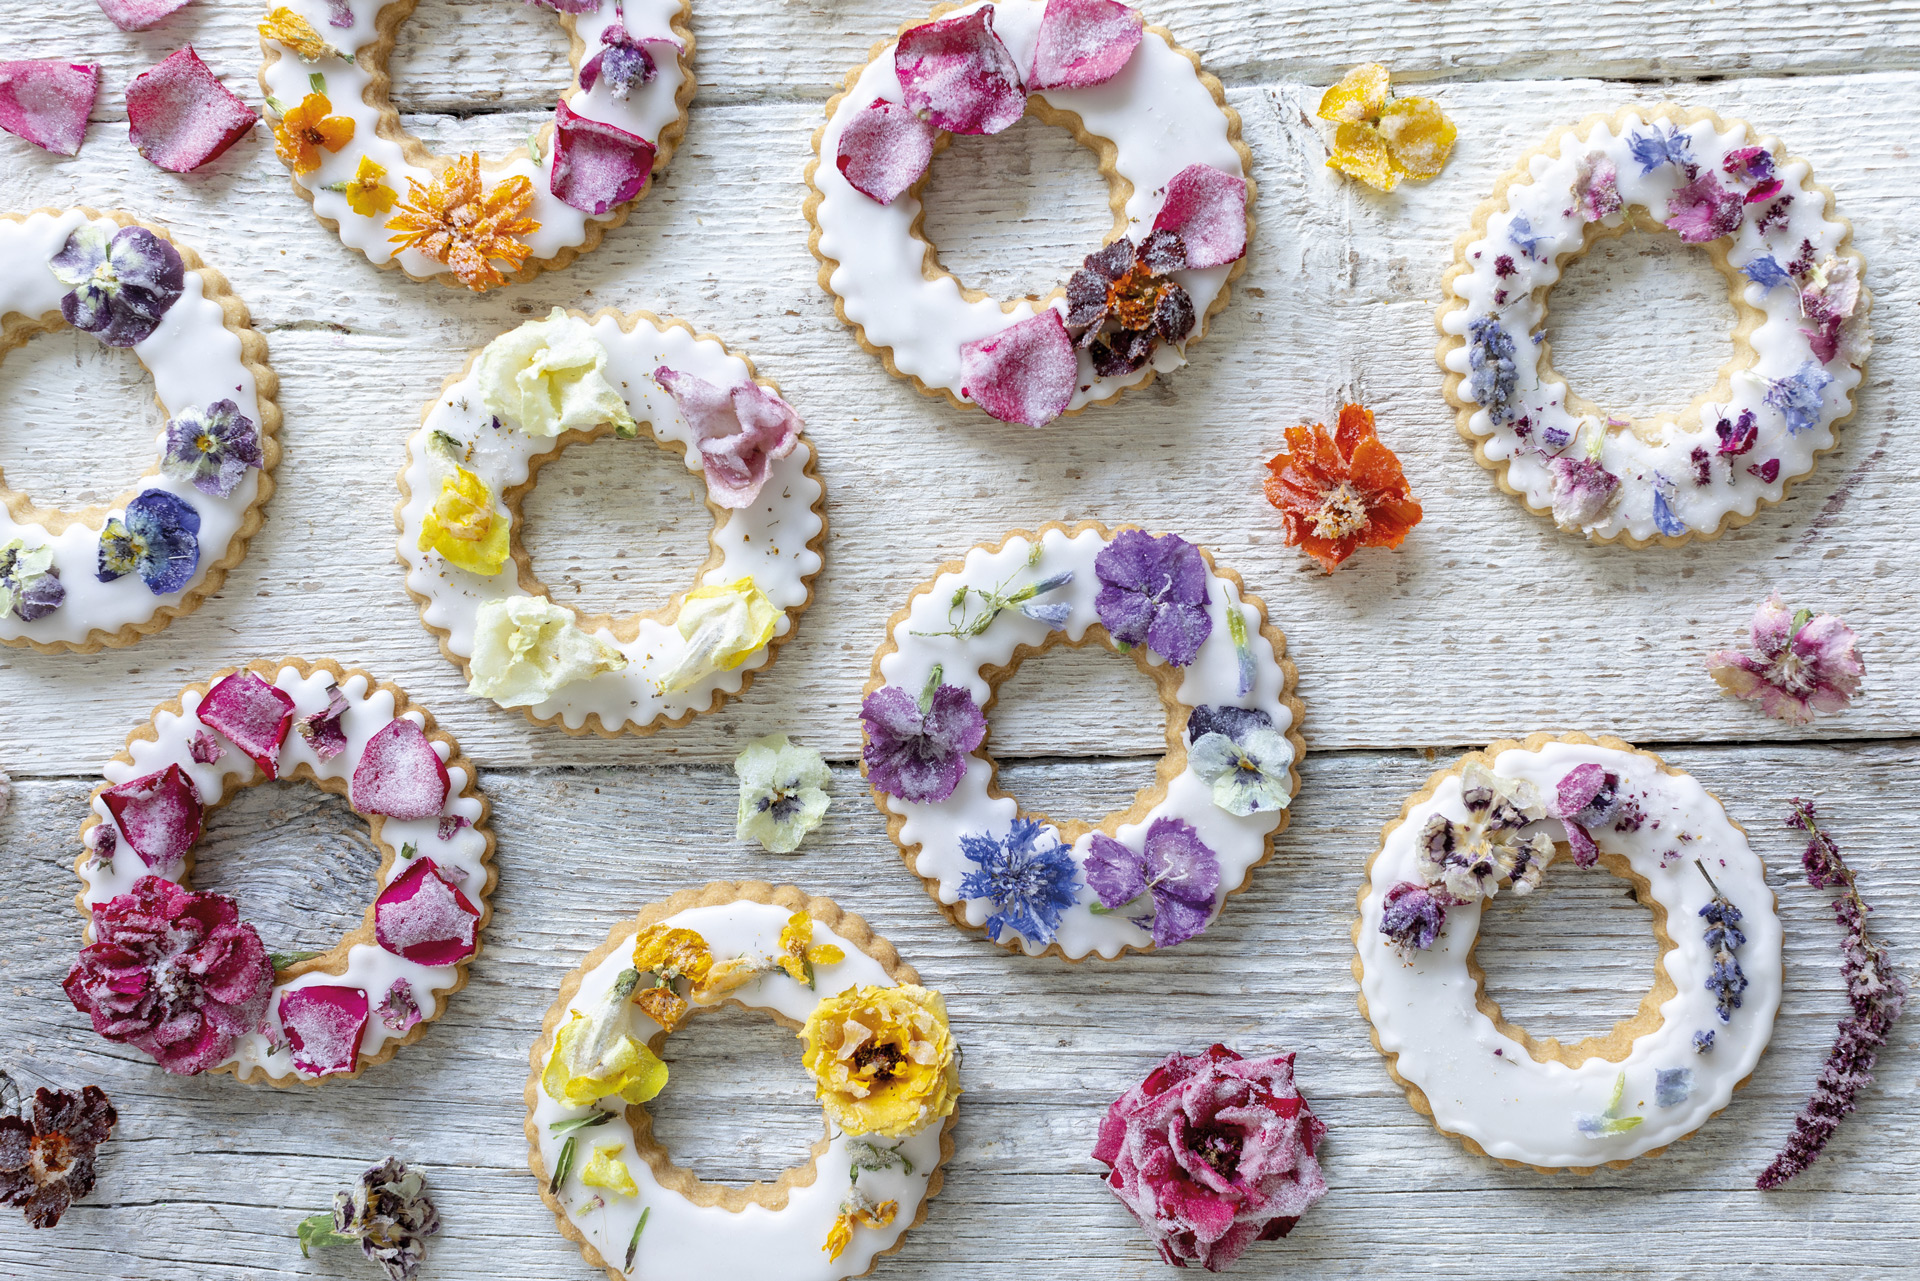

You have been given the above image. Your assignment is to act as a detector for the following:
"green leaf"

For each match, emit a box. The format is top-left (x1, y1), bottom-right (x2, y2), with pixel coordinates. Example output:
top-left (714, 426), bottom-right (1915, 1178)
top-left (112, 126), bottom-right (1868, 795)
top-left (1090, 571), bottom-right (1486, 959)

top-left (1792, 607), bottom-right (1813, 633)
top-left (1026, 540), bottom-right (1044, 567)
top-left (1089, 892), bottom-right (1152, 918)
top-left (917, 665), bottom-right (943, 715)
top-left (550, 1135), bottom-right (577, 1195)
top-left (624, 1206), bottom-right (650, 1271)
top-left (1605, 1070), bottom-right (1627, 1115)
top-left (401, 841), bottom-right (417, 861)
top-left (296, 1213), bottom-right (354, 1258)
top-left (1600, 1115), bottom-right (1644, 1134)
top-left (308, 72), bottom-right (326, 95)
top-left (428, 430), bottom-right (464, 458)
top-left (549, 1111), bottom-right (616, 1137)
top-left (269, 951), bottom-right (323, 970)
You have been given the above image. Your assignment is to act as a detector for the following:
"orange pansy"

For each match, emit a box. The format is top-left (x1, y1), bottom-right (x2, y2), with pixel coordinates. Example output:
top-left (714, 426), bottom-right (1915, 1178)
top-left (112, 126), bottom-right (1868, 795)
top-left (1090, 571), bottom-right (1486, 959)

top-left (1262, 403), bottom-right (1423, 573)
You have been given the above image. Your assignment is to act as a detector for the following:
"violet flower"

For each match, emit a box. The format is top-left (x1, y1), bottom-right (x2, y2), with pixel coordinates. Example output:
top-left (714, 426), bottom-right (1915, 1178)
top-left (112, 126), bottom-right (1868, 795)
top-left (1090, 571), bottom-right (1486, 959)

top-left (1416, 763), bottom-right (1552, 902)
top-left (1379, 880), bottom-right (1451, 952)
top-left (1765, 362), bottom-right (1834, 436)
top-left (1466, 316), bottom-right (1518, 424)
top-left (0, 1084), bottom-right (116, 1228)
top-left (1063, 232), bottom-right (1195, 378)
top-left (160, 399), bottom-right (263, 498)
top-left (48, 223), bottom-right (185, 348)
top-left (1707, 593), bottom-right (1863, 724)
top-left (859, 679), bottom-right (986, 804)
top-left (1553, 762), bottom-right (1621, 867)
top-left (1094, 529), bottom-right (1212, 667)
top-left (0, 539), bottom-right (64, 622)
top-left (1665, 171), bottom-right (1745, 243)
top-left (956, 817), bottom-right (1081, 946)
top-left (96, 490), bottom-right (201, 596)
top-left (578, 23), bottom-right (670, 99)
top-left (1086, 817), bottom-right (1222, 949)
top-left (1627, 125), bottom-right (1694, 175)
top-left (1696, 861), bottom-right (1748, 1023)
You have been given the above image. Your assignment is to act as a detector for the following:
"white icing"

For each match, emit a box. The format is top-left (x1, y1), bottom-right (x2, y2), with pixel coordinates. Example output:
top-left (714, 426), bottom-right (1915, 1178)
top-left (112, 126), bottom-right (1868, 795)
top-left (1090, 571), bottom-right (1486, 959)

top-left (0, 211), bottom-right (268, 647)
top-left (1355, 742), bottom-right (1783, 1168)
top-left (1442, 109), bottom-right (1867, 541)
top-left (78, 664), bottom-right (490, 1081)
top-left (875, 527), bottom-right (1293, 960)
top-left (397, 313), bottom-right (824, 732)
top-left (812, 0), bottom-right (1244, 414)
top-left (530, 901), bottom-right (946, 1280)
top-left (259, 0), bottom-right (688, 277)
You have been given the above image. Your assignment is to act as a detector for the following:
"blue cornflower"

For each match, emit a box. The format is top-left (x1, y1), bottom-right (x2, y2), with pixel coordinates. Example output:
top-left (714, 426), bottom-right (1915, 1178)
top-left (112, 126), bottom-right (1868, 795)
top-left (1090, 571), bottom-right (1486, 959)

top-left (1627, 125), bottom-right (1694, 175)
top-left (1765, 362), bottom-right (1834, 436)
top-left (1507, 213), bottom-right (1548, 261)
top-left (1741, 255), bottom-right (1792, 291)
top-left (956, 817), bottom-right (1082, 947)
top-left (97, 490), bottom-right (201, 596)
top-left (1652, 488), bottom-right (1686, 538)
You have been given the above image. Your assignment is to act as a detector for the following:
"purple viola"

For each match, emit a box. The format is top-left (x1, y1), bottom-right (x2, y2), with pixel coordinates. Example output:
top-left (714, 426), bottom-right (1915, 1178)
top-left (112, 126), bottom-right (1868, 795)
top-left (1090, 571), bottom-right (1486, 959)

top-left (579, 24), bottom-right (678, 98)
top-left (1379, 880), bottom-right (1452, 952)
top-left (0, 539), bottom-right (64, 622)
top-left (48, 223), bottom-right (185, 348)
top-left (860, 675), bottom-right (986, 804)
top-left (1086, 817), bottom-right (1222, 949)
top-left (160, 399), bottom-right (263, 498)
top-left (96, 489), bottom-right (200, 595)
top-left (1093, 529), bottom-right (1212, 667)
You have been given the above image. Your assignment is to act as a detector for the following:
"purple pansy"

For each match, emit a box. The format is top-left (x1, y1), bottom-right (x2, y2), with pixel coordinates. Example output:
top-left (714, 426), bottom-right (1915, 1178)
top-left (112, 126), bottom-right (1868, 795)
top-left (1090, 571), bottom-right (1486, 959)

top-left (1707, 593), bottom-right (1863, 724)
top-left (1086, 817), bottom-right (1221, 949)
top-left (578, 24), bottom-right (678, 99)
top-left (860, 681), bottom-right (986, 803)
top-left (1765, 362), bottom-right (1833, 436)
top-left (1553, 762), bottom-right (1621, 868)
top-left (48, 224), bottom-right (185, 348)
top-left (160, 399), bottom-right (262, 498)
top-left (96, 490), bottom-right (200, 595)
top-left (1379, 880), bottom-right (1451, 952)
top-left (956, 817), bottom-right (1081, 946)
top-left (1094, 530), bottom-right (1212, 667)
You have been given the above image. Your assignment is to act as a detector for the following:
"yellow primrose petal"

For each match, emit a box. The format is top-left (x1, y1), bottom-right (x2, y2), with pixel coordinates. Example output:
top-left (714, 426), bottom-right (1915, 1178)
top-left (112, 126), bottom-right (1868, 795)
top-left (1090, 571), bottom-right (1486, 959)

top-left (696, 955), bottom-right (762, 1003)
top-left (800, 984), bottom-right (961, 1138)
top-left (260, 6), bottom-right (346, 62)
top-left (466, 595), bottom-right (627, 708)
top-left (633, 984), bottom-right (690, 1033)
top-left (1317, 62), bottom-right (1390, 125)
top-left (542, 1012), bottom-right (669, 1106)
top-left (1379, 96), bottom-right (1456, 181)
top-left (418, 465), bottom-right (510, 576)
top-left (580, 1142), bottom-right (639, 1196)
top-left (652, 578), bottom-right (778, 694)
top-left (823, 1214), bottom-right (854, 1262)
top-left (339, 155), bottom-right (397, 217)
top-left (1327, 121), bottom-right (1398, 191)
top-left (476, 306), bottom-right (637, 439)
top-left (810, 943), bottom-right (846, 966)
top-left (632, 925), bottom-right (714, 984)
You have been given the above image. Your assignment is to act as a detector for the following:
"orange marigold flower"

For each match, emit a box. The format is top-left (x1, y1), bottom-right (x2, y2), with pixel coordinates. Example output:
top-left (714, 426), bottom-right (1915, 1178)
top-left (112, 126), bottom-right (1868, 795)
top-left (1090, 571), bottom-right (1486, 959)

top-left (272, 92), bottom-right (354, 176)
top-left (386, 153), bottom-right (539, 293)
top-left (1263, 404), bottom-right (1423, 573)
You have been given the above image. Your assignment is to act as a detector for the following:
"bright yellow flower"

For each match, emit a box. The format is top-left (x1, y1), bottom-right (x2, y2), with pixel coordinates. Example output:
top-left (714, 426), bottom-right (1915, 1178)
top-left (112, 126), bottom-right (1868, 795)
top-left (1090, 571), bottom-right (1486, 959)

top-left (272, 92), bottom-right (354, 176)
top-left (387, 153), bottom-right (539, 293)
top-left (418, 465), bottom-right (510, 576)
top-left (776, 911), bottom-right (845, 988)
top-left (652, 577), bottom-right (778, 694)
top-left (259, 6), bottom-right (348, 62)
top-left (800, 984), bottom-right (960, 1139)
top-left (630, 924), bottom-right (718, 1032)
top-left (1317, 63), bottom-right (1455, 192)
top-left (580, 1141), bottom-right (640, 1196)
top-left (333, 154), bottom-right (397, 218)
top-left (542, 1010), bottom-right (668, 1107)
top-left (823, 1190), bottom-right (897, 1262)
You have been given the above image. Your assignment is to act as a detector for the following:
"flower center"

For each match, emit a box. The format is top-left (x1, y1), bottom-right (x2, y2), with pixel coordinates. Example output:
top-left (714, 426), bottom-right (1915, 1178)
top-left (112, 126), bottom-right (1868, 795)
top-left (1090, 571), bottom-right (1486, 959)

top-left (31, 1132), bottom-right (74, 1181)
top-left (1311, 482), bottom-right (1371, 539)
top-left (1107, 261), bottom-right (1165, 331)
top-left (1769, 649), bottom-right (1813, 694)
top-left (764, 787), bottom-right (802, 820)
top-left (851, 1040), bottom-right (904, 1082)
top-left (1190, 1126), bottom-right (1244, 1179)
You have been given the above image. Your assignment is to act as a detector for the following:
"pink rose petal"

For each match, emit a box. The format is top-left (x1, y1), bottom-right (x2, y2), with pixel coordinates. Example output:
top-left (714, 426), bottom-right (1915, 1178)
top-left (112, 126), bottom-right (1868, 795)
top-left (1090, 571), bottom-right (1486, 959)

top-left (101, 764), bottom-right (203, 868)
top-left (835, 96), bottom-right (937, 204)
top-left (374, 857), bottom-right (481, 967)
top-left (653, 367), bottom-right (803, 508)
top-left (959, 310), bottom-right (1077, 428)
top-left (126, 46), bottom-right (259, 174)
top-left (294, 681), bottom-right (350, 761)
top-left (196, 671), bottom-right (296, 779)
top-left (350, 719), bottom-right (451, 821)
top-left (376, 977), bottom-right (423, 1033)
top-left (1026, 0), bottom-right (1143, 90)
top-left (0, 61), bottom-right (99, 156)
top-left (1151, 163), bottom-right (1248, 270)
top-left (278, 984), bottom-right (369, 1077)
top-left (549, 97), bottom-right (656, 215)
top-left (437, 813), bottom-right (471, 841)
top-left (188, 729), bottom-right (224, 765)
top-left (96, 0), bottom-right (192, 31)
top-left (895, 7), bottom-right (1027, 136)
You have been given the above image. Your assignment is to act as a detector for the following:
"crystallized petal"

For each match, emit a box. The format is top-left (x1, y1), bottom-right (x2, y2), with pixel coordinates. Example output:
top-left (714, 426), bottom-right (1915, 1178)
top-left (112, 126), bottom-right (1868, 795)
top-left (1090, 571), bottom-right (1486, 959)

top-left (466, 594), bottom-right (628, 707)
top-left (0, 61), bottom-right (99, 156)
top-left (1326, 120), bottom-right (1395, 191)
top-left (1026, 0), bottom-right (1143, 90)
top-left (52, 224), bottom-right (186, 348)
top-left (895, 7), bottom-right (1027, 137)
top-left (860, 682), bottom-right (986, 803)
top-left (197, 671), bottom-right (296, 778)
top-left (1085, 833), bottom-right (1148, 910)
top-left (100, 763), bottom-right (202, 867)
top-left (96, 0), bottom-right (191, 30)
top-left (959, 310), bottom-right (1077, 427)
top-left (279, 984), bottom-right (369, 1077)
top-left (549, 97), bottom-right (656, 215)
top-left (1378, 96), bottom-right (1455, 180)
top-left (476, 307), bottom-right (636, 439)
top-left (835, 97), bottom-right (936, 204)
top-left (1151, 164), bottom-right (1247, 270)
top-left (349, 719), bottom-right (450, 821)
top-left (1666, 170), bottom-right (1745, 244)
top-left (578, 24), bottom-right (675, 98)
top-left (653, 367), bottom-right (803, 508)
top-left (376, 978), bottom-right (423, 1033)
top-left (653, 578), bottom-right (777, 692)
top-left (125, 47), bottom-right (259, 174)
top-left (374, 857), bottom-right (480, 966)
top-left (295, 681), bottom-right (350, 759)
top-left (1317, 62), bottom-right (1389, 125)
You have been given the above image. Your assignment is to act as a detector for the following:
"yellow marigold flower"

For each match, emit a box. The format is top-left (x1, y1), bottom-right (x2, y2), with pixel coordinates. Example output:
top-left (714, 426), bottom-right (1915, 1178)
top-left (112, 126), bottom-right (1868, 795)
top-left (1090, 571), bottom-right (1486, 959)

top-left (330, 154), bottom-right (396, 218)
top-left (1317, 63), bottom-right (1455, 192)
top-left (776, 911), bottom-right (846, 988)
top-left (542, 1011), bottom-right (668, 1107)
top-left (259, 6), bottom-right (349, 63)
top-left (823, 1190), bottom-right (897, 1262)
top-left (579, 1141), bottom-right (639, 1196)
top-left (418, 465), bottom-right (510, 576)
top-left (273, 92), bottom-right (354, 176)
top-left (652, 577), bottom-right (778, 694)
top-left (387, 153), bottom-right (539, 293)
top-left (800, 984), bottom-right (960, 1139)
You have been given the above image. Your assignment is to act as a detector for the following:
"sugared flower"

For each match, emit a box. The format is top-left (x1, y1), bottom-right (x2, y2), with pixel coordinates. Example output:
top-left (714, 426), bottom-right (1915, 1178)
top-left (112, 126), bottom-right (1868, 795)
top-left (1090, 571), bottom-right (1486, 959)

top-left (97, 489), bottom-right (200, 595)
top-left (125, 47), bottom-right (259, 174)
top-left (160, 399), bottom-right (262, 498)
top-left (894, 7), bottom-right (1025, 136)
top-left (1552, 761), bottom-right (1625, 867)
top-left (0, 539), bottom-right (64, 622)
top-left (63, 875), bottom-right (274, 1075)
top-left (0, 1085), bottom-right (116, 1229)
top-left (259, 7), bottom-right (350, 63)
top-left (957, 817), bottom-right (1081, 947)
top-left (548, 98), bottom-right (657, 216)
top-left (386, 153), bottom-right (540, 292)
top-left (544, 968), bottom-right (669, 1105)
top-left (1262, 403), bottom-right (1422, 573)
top-left (799, 983), bottom-right (960, 1138)
top-left (466, 595), bottom-right (628, 709)
top-left (417, 466), bottom-right (510, 576)
top-left (957, 310), bottom-right (1078, 428)
top-left (1064, 233), bottom-right (1195, 378)
top-left (823, 1186), bottom-right (897, 1262)
top-left (580, 1141), bottom-right (638, 1195)
top-left (48, 223), bottom-right (184, 348)
top-left (835, 96), bottom-right (937, 204)
top-left (1093, 1044), bottom-right (1327, 1271)
top-left (271, 91), bottom-right (354, 175)
top-left (1627, 125), bottom-right (1693, 174)
top-left (1086, 817), bottom-right (1222, 949)
top-left (279, 985), bottom-right (370, 1077)
top-left (476, 307), bottom-right (636, 439)
top-left (1765, 361), bottom-right (1834, 436)
top-left (98, 762), bottom-right (202, 867)
top-left (1549, 428), bottom-right (1621, 533)
top-left (1665, 170), bottom-right (1744, 243)
top-left (1094, 529), bottom-right (1212, 667)
top-left (1379, 880), bottom-right (1452, 952)
top-left (1573, 151), bottom-right (1622, 221)
top-left (197, 670), bottom-right (296, 778)
top-left (1416, 763), bottom-right (1553, 903)
top-left (348, 719), bottom-right (450, 822)
top-left (1466, 315), bottom-right (1519, 425)
top-left (373, 858), bottom-right (479, 966)
top-left (734, 735), bottom-right (832, 853)
top-left (304, 1158), bottom-right (440, 1281)
top-left (775, 910), bottom-right (847, 986)
top-left (376, 978), bottom-right (422, 1034)
top-left (329, 154), bottom-right (398, 218)
top-left (1799, 255), bottom-right (1865, 365)
top-left (1317, 62), bottom-right (1455, 192)
top-left (652, 367), bottom-right (803, 508)
top-left (1707, 593), bottom-right (1863, 724)
top-left (652, 577), bottom-right (777, 693)
top-left (0, 59), bottom-right (99, 157)
top-left (1186, 710), bottom-right (1293, 817)
top-left (631, 924), bottom-right (714, 1031)
top-left (859, 681), bottom-right (986, 804)
top-left (578, 23), bottom-right (679, 98)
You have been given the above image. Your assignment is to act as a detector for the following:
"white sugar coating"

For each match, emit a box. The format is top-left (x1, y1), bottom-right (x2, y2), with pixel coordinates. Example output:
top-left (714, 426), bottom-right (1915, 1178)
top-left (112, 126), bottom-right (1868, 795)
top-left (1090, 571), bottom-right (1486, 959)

top-left (0, 210), bottom-right (268, 647)
top-left (813, 0), bottom-right (1247, 415)
top-left (128, 51), bottom-right (255, 172)
top-left (376, 869), bottom-right (476, 953)
top-left (282, 987), bottom-right (369, 1072)
top-left (1355, 741), bottom-right (1784, 1168)
top-left (530, 899), bottom-right (948, 1280)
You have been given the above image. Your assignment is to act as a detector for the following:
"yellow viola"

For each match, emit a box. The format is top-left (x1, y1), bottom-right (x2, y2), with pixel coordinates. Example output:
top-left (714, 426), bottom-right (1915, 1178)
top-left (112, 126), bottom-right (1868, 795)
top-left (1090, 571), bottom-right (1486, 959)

top-left (800, 984), bottom-right (960, 1139)
top-left (579, 1141), bottom-right (639, 1196)
top-left (652, 577), bottom-right (778, 694)
top-left (334, 154), bottom-right (397, 218)
top-left (776, 911), bottom-right (845, 988)
top-left (259, 6), bottom-right (349, 63)
top-left (418, 466), bottom-right (510, 576)
top-left (823, 1189), bottom-right (897, 1262)
top-left (1317, 62), bottom-right (1455, 192)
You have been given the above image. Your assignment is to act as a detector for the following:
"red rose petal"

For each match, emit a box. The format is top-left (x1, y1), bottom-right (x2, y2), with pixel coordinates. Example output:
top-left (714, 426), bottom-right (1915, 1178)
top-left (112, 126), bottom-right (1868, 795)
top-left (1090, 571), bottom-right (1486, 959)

top-left (278, 984), bottom-right (369, 1077)
top-left (196, 671), bottom-right (296, 779)
top-left (96, 0), bottom-right (192, 31)
top-left (1151, 163), bottom-right (1248, 270)
top-left (350, 719), bottom-right (451, 821)
top-left (0, 61), bottom-right (100, 156)
top-left (374, 857), bottom-right (480, 967)
top-left (1026, 0), bottom-right (1143, 90)
top-left (959, 310), bottom-right (1078, 427)
top-left (835, 96), bottom-right (937, 204)
top-left (895, 7), bottom-right (1027, 136)
top-left (125, 46), bottom-right (259, 174)
top-left (101, 764), bottom-right (202, 868)
top-left (548, 97), bottom-right (656, 215)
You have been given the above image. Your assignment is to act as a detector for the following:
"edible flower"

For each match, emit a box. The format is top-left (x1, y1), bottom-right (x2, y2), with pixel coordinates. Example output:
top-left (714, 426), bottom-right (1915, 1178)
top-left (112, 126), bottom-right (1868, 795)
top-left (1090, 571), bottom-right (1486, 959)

top-left (1093, 529), bottom-right (1212, 667)
top-left (476, 307), bottom-right (637, 439)
top-left (0, 60), bottom-right (99, 157)
top-left (125, 47), bottom-right (259, 174)
top-left (543, 968), bottom-right (669, 1106)
top-left (417, 466), bottom-right (510, 576)
top-left (1185, 706), bottom-right (1293, 816)
top-left (651, 577), bottom-right (777, 694)
top-left (1317, 62), bottom-right (1455, 191)
top-left (97, 490), bottom-right (200, 596)
top-left (956, 816), bottom-right (1081, 947)
top-left (1765, 361), bottom-right (1834, 437)
top-left (1063, 232), bottom-right (1195, 378)
top-left (296, 1158), bottom-right (439, 1281)
top-left (0, 539), bottom-right (64, 622)
top-left (1379, 880), bottom-right (1453, 952)
top-left (548, 97), bottom-right (657, 216)
top-left (734, 735), bottom-right (832, 853)
top-left (48, 223), bottom-right (184, 348)
top-left (957, 310), bottom-right (1077, 427)
top-left (271, 92), bottom-right (355, 176)
top-left (1086, 817), bottom-right (1222, 949)
top-left (1548, 425), bottom-right (1621, 533)
top-left (386, 153), bottom-right (539, 292)
top-left (630, 925), bottom-right (714, 1031)
top-left (652, 367), bottom-right (803, 508)
top-left (1416, 763), bottom-right (1553, 903)
top-left (823, 1186), bottom-right (897, 1262)
top-left (1576, 1071), bottom-right (1645, 1137)
top-left (259, 7), bottom-right (352, 63)
top-left (776, 910), bottom-right (847, 987)
top-left (1707, 593), bottom-right (1863, 724)
top-left (859, 678), bottom-right (987, 804)
top-left (465, 595), bottom-right (628, 708)
top-left (328, 154), bottom-right (398, 217)
top-left (799, 983), bottom-right (960, 1138)
top-left (579, 1142), bottom-right (638, 1196)
top-left (1262, 403), bottom-right (1422, 572)
top-left (1799, 255), bottom-right (1865, 365)
top-left (0, 1083), bottom-right (116, 1229)
top-left (160, 399), bottom-right (263, 498)
top-left (1665, 170), bottom-right (1744, 244)
top-left (578, 23), bottom-right (680, 98)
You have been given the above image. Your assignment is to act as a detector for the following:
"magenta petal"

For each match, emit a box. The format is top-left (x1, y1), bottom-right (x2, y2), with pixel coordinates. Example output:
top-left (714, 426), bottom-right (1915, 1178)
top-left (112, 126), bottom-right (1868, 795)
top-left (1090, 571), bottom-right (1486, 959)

top-left (349, 719), bottom-right (451, 821)
top-left (96, 0), bottom-right (192, 31)
top-left (836, 97), bottom-right (937, 204)
top-left (653, 367), bottom-right (802, 508)
top-left (278, 985), bottom-right (369, 1077)
top-left (549, 97), bottom-right (656, 215)
top-left (0, 61), bottom-right (99, 156)
top-left (1152, 164), bottom-right (1247, 269)
top-left (196, 671), bottom-right (296, 780)
top-left (126, 46), bottom-right (259, 174)
top-left (895, 7), bottom-right (1027, 136)
top-left (374, 857), bottom-right (480, 967)
top-left (1027, 0), bottom-right (1143, 90)
top-left (960, 311), bottom-right (1078, 427)
top-left (101, 764), bottom-right (203, 868)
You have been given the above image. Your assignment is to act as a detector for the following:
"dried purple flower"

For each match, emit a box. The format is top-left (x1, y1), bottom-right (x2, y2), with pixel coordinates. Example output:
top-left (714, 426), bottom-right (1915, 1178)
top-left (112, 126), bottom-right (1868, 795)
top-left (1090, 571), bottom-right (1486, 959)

top-left (1063, 232), bottom-right (1195, 378)
top-left (1093, 529), bottom-right (1212, 667)
top-left (159, 399), bottom-right (263, 498)
top-left (47, 223), bottom-right (185, 348)
top-left (1379, 880), bottom-right (1451, 952)
top-left (1666, 170), bottom-right (1745, 243)
top-left (859, 678), bottom-right (986, 804)
top-left (1696, 861), bottom-right (1748, 1023)
top-left (1693, 1029), bottom-right (1715, 1054)
top-left (1553, 762), bottom-right (1620, 868)
top-left (1466, 316), bottom-right (1518, 424)
top-left (0, 1084), bottom-right (116, 1228)
top-left (299, 1157), bottom-right (440, 1280)
top-left (1085, 817), bottom-right (1222, 949)
top-left (1548, 431), bottom-right (1620, 532)
top-left (1707, 593), bottom-right (1863, 724)
top-left (294, 681), bottom-right (350, 760)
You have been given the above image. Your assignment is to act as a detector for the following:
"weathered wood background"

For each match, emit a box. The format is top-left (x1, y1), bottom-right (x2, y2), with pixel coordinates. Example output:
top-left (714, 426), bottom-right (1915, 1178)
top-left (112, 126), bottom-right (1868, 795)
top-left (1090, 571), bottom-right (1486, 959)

top-left (2, 0), bottom-right (1917, 1276)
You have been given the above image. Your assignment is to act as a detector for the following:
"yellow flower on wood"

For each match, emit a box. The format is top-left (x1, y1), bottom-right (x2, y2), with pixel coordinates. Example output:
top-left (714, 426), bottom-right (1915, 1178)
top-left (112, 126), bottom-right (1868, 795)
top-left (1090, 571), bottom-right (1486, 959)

top-left (273, 92), bottom-right (354, 176)
top-left (542, 1011), bottom-right (668, 1107)
top-left (800, 984), bottom-right (960, 1138)
top-left (1317, 63), bottom-right (1455, 192)
top-left (418, 465), bottom-right (509, 576)
top-left (386, 153), bottom-right (539, 292)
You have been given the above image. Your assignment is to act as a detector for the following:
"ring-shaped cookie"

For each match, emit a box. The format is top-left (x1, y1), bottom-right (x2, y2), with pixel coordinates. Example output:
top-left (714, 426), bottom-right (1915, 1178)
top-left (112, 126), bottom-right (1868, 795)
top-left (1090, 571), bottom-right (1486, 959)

top-left (806, 0), bottom-right (1253, 428)
top-left (1437, 104), bottom-right (1870, 546)
top-left (73, 659), bottom-right (493, 1086)
top-left (526, 881), bottom-right (958, 1281)
top-left (258, 0), bottom-right (694, 291)
top-left (863, 522), bottom-right (1302, 961)
top-left (396, 308), bottom-right (826, 735)
top-left (1353, 733), bottom-right (1783, 1172)
top-left (0, 208), bottom-right (280, 652)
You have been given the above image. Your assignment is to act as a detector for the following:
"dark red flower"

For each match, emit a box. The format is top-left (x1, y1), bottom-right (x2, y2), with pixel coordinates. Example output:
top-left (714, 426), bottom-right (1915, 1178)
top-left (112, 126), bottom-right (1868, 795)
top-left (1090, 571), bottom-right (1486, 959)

top-left (0, 1085), bottom-right (117, 1228)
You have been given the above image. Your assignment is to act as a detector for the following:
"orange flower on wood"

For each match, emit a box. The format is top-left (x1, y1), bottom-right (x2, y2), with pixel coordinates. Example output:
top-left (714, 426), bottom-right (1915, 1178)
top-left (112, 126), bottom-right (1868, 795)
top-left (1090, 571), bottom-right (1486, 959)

top-left (272, 92), bottom-right (354, 175)
top-left (385, 153), bottom-right (540, 292)
top-left (1263, 404), bottom-right (1423, 572)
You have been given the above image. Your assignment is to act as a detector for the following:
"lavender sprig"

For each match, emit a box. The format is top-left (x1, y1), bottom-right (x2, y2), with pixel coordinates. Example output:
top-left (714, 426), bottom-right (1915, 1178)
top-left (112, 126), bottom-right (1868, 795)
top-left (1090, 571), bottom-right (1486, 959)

top-left (1696, 860), bottom-right (1748, 1023)
top-left (1755, 799), bottom-right (1908, 1190)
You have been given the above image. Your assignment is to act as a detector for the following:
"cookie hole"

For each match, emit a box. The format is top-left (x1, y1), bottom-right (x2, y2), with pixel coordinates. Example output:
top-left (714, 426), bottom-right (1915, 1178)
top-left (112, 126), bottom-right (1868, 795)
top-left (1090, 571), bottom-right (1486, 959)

top-left (642, 1004), bottom-right (826, 1187)
top-left (1473, 862), bottom-right (1663, 1049)
top-left (191, 781), bottom-right (382, 959)
top-left (920, 113), bottom-right (1118, 302)
top-left (0, 325), bottom-right (164, 513)
top-left (1546, 228), bottom-right (1739, 419)
top-left (389, 0), bottom-right (574, 157)
top-left (988, 641), bottom-right (1166, 829)
top-left (518, 431), bottom-right (714, 623)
